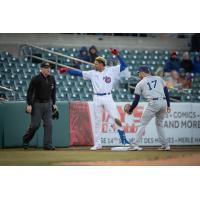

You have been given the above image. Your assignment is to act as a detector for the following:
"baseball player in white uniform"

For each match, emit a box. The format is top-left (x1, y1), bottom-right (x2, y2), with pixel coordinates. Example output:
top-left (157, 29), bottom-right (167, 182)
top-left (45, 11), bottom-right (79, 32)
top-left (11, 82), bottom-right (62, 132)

top-left (124, 66), bottom-right (171, 151)
top-left (59, 48), bottom-right (130, 150)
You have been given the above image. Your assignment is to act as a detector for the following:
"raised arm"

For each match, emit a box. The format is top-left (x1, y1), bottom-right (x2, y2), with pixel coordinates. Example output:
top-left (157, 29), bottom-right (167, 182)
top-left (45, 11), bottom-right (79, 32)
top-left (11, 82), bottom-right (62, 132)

top-left (68, 69), bottom-right (83, 77)
top-left (58, 67), bottom-right (83, 77)
top-left (110, 48), bottom-right (127, 72)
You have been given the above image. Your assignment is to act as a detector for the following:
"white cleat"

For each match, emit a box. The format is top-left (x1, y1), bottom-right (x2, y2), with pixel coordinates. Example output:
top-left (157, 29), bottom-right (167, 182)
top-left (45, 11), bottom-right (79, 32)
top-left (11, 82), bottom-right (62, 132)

top-left (158, 146), bottom-right (171, 151)
top-left (128, 146), bottom-right (143, 151)
top-left (124, 143), bottom-right (130, 147)
top-left (90, 145), bottom-right (102, 151)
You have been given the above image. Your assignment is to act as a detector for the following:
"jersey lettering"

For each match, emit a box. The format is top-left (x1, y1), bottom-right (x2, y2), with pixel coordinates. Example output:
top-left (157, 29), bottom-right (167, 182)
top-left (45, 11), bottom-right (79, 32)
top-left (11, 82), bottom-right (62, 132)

top-left (103, 76), bottom-right (111, 83)
top-left (147, 80), bottom-right (157, 90)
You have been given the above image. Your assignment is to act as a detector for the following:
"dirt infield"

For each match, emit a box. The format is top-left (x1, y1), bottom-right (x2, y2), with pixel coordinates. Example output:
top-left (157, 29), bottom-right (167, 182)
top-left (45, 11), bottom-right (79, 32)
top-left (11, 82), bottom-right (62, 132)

top-left (62, 153), bottom-right (200, 166)
top-left (1, 147), bottom-right (200, 166)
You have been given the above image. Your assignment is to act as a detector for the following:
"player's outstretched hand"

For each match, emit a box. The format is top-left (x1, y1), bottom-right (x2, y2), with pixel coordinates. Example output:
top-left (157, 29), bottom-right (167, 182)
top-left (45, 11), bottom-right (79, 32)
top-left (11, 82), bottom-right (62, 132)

top-left (110, 48), bottom-right (119, 55)
top-left (58, 67), bottom-right (69, 74)
top-left (124, 103), bottom-right (132, 115)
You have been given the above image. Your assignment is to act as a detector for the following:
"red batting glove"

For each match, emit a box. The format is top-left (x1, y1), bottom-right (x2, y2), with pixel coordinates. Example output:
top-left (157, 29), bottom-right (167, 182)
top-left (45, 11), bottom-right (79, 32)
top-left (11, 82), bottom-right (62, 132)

top-left (57, 67), bottom-right (69, 74)
top-left (110, 48), bottom-right (119, 55)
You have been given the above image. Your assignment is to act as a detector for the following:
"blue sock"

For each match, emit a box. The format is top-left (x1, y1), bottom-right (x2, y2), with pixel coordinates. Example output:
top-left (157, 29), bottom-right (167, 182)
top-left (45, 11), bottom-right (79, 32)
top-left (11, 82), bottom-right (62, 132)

top-left (117, 129), bottom-right (130, 145)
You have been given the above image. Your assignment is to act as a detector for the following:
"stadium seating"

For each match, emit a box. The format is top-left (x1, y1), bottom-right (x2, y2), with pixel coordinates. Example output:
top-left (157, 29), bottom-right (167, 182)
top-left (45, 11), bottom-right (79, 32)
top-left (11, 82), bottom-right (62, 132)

top-left (0, 48), bottom-right (200, 103)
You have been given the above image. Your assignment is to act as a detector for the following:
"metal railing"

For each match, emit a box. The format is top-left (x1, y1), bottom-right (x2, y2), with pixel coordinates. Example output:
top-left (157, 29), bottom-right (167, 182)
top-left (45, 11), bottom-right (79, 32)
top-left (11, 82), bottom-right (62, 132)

top-left (20, 44), bottom-right (94, 71)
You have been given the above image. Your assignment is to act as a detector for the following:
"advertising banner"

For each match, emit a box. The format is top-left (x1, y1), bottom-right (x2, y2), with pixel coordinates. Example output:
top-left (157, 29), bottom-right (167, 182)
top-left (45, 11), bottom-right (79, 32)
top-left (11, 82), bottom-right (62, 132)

top-left (69, 102), bottom-right (94, 146)
top-left (89, 102), bottom-right (200, 146)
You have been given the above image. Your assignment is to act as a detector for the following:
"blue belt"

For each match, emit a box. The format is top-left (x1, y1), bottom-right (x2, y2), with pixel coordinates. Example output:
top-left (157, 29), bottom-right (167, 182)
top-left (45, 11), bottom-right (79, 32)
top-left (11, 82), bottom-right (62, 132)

top-left (94, 92), bottom-right (111, 96)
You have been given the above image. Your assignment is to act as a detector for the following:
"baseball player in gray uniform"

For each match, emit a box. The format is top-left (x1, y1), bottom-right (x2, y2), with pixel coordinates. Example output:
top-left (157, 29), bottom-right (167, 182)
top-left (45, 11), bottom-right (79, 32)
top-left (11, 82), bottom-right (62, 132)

top-left (124, 66), bottom-right (171, 151)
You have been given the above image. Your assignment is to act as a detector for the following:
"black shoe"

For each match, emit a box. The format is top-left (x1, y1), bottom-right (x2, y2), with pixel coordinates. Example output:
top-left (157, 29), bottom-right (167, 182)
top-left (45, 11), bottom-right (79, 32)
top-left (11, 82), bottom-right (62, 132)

top-left (23, 143), bottom-right (29, 150)
top-left (43, 146), bottom-right (56, 150)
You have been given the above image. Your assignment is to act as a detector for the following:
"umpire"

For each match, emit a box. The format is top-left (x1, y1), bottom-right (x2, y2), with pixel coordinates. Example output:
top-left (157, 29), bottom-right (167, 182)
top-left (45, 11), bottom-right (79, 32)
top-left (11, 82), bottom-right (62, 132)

top-left (23, 62), bottom-right (57, 150)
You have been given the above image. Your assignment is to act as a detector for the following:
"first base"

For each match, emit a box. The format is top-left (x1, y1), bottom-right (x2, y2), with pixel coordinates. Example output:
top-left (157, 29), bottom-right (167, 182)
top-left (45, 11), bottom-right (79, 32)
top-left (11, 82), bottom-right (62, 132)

top-left (111, 147), bottom-right (130, 151)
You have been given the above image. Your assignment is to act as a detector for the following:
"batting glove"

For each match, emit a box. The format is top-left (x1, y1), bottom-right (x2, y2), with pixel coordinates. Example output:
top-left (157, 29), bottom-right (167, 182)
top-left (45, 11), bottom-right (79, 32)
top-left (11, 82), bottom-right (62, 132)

top-left (58, 67), bottom-right (69, 74)
top-left (110, 48), bottom-right (119, 55)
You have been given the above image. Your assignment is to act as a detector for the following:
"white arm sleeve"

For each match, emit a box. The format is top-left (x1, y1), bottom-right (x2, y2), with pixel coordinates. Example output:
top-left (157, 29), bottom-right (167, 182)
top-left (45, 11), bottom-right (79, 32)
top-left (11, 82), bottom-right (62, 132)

top-left (82, 70), bottom-right (94, 80)
top-left (109, 65), bottom-right (120, 77)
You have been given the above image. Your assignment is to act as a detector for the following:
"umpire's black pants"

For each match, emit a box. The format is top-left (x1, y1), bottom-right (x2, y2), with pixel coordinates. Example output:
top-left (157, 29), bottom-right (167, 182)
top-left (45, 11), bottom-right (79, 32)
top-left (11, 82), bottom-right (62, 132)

top-left (23, 102), bottom-right (53, 147)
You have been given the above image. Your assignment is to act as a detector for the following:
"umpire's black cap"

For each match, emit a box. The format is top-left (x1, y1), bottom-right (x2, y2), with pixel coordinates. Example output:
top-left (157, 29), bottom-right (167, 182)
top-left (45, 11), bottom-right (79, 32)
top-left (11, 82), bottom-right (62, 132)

top-left (41, 62), bottom-right (51, 68)
top-left (137, 66), bottom-right (150, 73)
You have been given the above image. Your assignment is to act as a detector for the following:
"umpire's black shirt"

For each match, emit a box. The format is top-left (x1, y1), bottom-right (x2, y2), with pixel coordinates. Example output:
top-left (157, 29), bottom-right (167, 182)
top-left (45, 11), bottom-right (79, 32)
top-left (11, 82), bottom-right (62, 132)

top-left (27, 72), bottom-right (56, 105)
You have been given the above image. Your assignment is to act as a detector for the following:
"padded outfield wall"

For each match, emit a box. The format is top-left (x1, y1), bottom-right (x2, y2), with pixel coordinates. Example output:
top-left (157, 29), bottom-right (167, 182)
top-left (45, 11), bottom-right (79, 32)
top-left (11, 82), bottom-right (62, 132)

top-left (0, 103), bottom-right (5, 148)
top-left (0, 101), bottom-right (200, 148)
top-left (0, 101), bottom-right (70, 148)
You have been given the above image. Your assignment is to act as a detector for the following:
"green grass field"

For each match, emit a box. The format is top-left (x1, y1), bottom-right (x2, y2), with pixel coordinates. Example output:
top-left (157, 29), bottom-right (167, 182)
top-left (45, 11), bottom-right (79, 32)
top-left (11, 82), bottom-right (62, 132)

top-left (1, 147), bottom-right (200, 165)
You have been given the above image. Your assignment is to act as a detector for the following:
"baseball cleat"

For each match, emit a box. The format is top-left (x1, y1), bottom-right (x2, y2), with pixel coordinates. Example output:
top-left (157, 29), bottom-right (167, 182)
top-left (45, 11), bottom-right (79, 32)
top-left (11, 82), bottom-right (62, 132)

top-left (158, 146), bottom-right (171, 151)
top-left (128, 146), bottom-right (143, 151)
top-left (43, 146), bottom-right (56, 150)
top-left (23, 142), bottom-right (29, 150)
top-left (90, 145), bottom-right (102, 151)
top-left (124, 138), bottom-right (131, 145)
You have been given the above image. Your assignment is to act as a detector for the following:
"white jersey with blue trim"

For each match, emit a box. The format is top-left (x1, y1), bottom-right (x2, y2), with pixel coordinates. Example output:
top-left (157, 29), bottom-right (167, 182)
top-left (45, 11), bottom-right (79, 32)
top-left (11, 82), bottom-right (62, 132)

top-left (134, 75), bottom-right (166, 99)
top-left (82, 65), bottom-right (120, 94)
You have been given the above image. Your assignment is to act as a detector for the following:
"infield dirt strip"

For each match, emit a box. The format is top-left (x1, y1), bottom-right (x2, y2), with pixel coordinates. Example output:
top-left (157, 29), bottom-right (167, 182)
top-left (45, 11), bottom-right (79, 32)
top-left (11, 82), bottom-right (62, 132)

top-left (1, 147), bottom-right (200, 165)
top-left (61, 153), bottom-right (200, 166)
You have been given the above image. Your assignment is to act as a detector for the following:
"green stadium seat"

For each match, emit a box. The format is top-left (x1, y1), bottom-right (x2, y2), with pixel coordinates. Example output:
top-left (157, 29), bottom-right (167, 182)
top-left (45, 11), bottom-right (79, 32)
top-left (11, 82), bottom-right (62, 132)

top-left (122, 49), bottom-right (130, 55)
top-left (0, 51), bottom-right (12, 58)
top-left (142, 61), bottom-right (146, 65)
top-left (181, 95), bottom-right (192, 102)
top-left (164, 50), bottom-right (169, 55)
top-left (23, 74), bottom-right (33, 80)
top-left (14, 80), bottom-right (28, 87)
top-left (67, 93), bottom-right (81, 101)
top-left (0, 57), bottom-right (5, 62)
top-left (12, 67), bottom-right (24, 75)
top-left (57, 91), bottom-right (67, 100)
top-left (58, 47), bottom-right (67, 53)
top-left (127, 94), bottom-right (135, 102)
top-left (10, 74), bottom-right (18, 81)
top-left (83, 87), bottom-right (93, 95)
top-left (2, 67), bottom-right (11, 73)
top-left (80, 93), bottom-right (93, 101)
top-left (7, 93), bottom-right (15, 101)
top-left (71, 85), bottom-right (84, 94)
top-left (196, 96), bottom-right (200, 101)
top-left (1, 48), bottom-right (199, 102)
top-left (116, 94), bottom-right (128, 102)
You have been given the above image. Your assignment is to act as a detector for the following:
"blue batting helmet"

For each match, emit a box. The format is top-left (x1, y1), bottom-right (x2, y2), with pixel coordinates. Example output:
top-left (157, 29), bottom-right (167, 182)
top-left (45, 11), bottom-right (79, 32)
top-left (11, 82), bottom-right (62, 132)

top-left (137, 66), bottom-right (150, 73)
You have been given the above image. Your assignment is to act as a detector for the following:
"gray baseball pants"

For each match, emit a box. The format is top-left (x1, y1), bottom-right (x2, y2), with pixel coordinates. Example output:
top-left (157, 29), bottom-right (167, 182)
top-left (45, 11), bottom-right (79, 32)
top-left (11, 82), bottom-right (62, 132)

top-left (134, 99), bottom-right (169, 147)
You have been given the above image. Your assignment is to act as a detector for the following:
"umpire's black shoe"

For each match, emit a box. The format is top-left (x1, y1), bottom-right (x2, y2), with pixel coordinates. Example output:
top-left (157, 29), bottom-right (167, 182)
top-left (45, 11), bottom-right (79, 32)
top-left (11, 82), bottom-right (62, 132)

top-left (23, 143), bottom-right (29, 150)
top-left (43, 146), bottom-right (56, 150)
